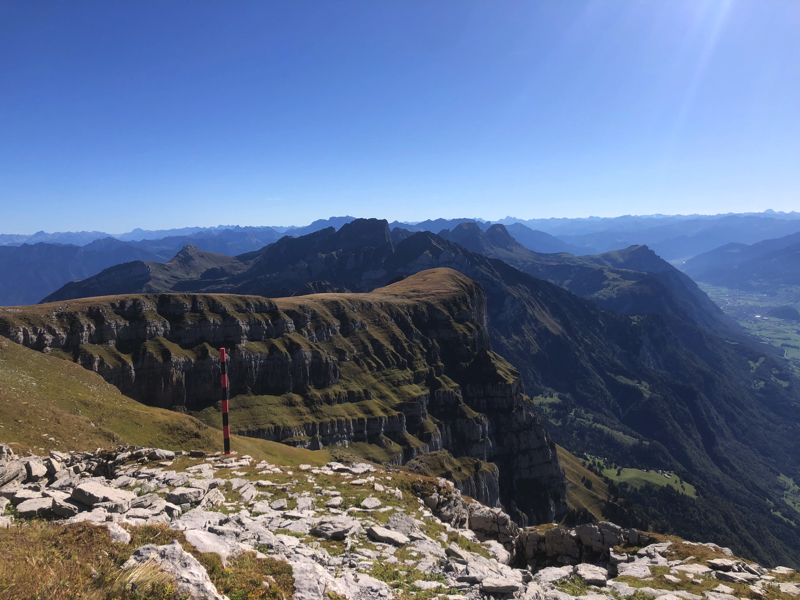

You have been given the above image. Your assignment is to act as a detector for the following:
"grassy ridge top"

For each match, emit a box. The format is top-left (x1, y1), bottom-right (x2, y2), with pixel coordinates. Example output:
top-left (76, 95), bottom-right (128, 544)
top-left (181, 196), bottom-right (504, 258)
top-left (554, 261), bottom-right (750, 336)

top-left (0, 268), bottom-right (479, 331)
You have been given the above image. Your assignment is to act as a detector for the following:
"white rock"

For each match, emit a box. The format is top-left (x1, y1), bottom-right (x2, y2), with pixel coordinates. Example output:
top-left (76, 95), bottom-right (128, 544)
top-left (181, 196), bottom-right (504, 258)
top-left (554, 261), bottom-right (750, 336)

top-left (575, 563), bottom-right (608, 586)
top-left (122, 540), bottom-right (224, 599)
top-left (361, 496), bottom-right (382, 509)
top-left (618, 561), bottom-right (652, 578)
top-left (105, 522), bottom-right (131, 544)
top-left (325, 496), bottom-right (344, 508)
top-left (184, 529), bottom-right (243, 565)
top-left (485, 540), bottom-right (512, 565)
top-left (72, 481), bottom-right (135, 507)
top-left (16, 497), bottom-right (52, 517)
top-left (534, 566), bottom-right (574, 585)
top-left (270, 498), bottom-right (288, 511)
top-left (167, 487), bottom-right (205, 505)
top-left (310, 516), bottom-right (362, 540)
top-left (482, 578), bottom-right (521, 594)
top-left (367, 525), bottom-right (409, 546)
top-left (674, 564), bottom-right (712, 575)
top-left (414, 580), bottom-right (445, 590)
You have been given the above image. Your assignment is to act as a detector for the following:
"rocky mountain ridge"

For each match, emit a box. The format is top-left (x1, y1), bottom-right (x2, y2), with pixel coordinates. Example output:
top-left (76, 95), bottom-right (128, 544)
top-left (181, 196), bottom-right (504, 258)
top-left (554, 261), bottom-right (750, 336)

top-left (0, 269), bottom-right (568, 524)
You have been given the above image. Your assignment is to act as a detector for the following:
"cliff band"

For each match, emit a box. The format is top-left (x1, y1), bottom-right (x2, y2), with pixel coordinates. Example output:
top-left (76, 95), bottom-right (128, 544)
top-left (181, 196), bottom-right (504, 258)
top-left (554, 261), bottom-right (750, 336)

top-left (0, 268), bottom-right (567, 524)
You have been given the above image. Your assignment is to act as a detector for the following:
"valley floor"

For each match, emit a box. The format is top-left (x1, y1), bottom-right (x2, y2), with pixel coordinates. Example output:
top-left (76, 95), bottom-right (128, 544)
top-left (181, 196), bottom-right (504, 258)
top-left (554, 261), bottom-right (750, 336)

top-left (699, 284), bottom-right (800, 377)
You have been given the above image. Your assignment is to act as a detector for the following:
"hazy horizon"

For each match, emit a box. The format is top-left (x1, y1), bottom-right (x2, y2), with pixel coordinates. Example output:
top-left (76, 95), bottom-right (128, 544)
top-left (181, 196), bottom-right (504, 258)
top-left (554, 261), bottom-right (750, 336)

top-left (2, 208), bottom-right (800, 238)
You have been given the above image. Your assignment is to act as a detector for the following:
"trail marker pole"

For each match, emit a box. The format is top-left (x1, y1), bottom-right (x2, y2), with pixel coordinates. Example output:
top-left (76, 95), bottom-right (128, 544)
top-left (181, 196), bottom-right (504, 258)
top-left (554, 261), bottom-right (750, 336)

top-left (220, 348), bottom-right (231, 455)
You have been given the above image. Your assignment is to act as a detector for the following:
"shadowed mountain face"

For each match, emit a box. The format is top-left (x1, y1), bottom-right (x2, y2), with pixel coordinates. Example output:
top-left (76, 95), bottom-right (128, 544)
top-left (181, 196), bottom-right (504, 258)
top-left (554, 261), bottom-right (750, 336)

top-left (29, 218), bottom-right (800, 566)
top-left (0, 229), bottom-right (282, 307)
top-left (683, 232), bottom-right (800, 292)
top-left (0, 242), bottom-right (162, 306)
top-left (545, 214), bottom-right (800, 260)
top-left (42, 245), bottom-right (246, 303)
top-left (438, 222), bottom-right (737, 344)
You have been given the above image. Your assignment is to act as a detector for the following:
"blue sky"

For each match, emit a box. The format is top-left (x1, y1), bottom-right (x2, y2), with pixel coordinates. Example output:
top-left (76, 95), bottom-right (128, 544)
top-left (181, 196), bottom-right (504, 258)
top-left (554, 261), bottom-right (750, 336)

top-left (1, 1), bottom-right (798, 233)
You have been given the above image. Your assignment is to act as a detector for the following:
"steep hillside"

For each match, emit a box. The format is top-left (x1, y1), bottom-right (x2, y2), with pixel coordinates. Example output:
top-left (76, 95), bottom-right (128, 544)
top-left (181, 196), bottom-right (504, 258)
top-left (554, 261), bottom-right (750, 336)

top-left (687, 241), bottom-right (800, 293)
top-left (503, 223), bottom-right (585, 254)
top-left (42, 245), bottom-right (246, 302)
top-left (0, 241), bottom-right (161, 306)
top-left (683, 232), bottom-right (800, 278)
top-left (0, 335), bottom-right (328, 465)
top-left (439, 222), bottom-right (737, 342)
top-left (553, 214), bottom-right (800, 259)
top-left (1, 269), bottom-right (568, 525)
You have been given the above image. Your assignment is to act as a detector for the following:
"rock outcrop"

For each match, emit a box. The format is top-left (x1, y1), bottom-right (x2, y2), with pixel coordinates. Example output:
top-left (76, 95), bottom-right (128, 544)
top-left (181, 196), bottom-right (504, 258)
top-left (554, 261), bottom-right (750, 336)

top-left (3, 443), bottom-right (798, 600)
top-left (0, 269), bottom-right (568, 524)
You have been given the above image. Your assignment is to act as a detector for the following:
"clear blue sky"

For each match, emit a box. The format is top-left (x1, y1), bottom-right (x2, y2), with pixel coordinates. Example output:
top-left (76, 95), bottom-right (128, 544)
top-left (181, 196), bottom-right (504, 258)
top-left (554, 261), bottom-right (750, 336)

top-left (1, 1), bottom-right (798, 233)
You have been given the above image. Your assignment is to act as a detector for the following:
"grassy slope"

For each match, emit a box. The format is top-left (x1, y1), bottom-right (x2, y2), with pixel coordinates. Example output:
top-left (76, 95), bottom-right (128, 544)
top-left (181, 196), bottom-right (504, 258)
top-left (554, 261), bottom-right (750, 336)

top-left (0, 336), bottom-right (329, 465)
top-left (601, 467), bottom-right (697, 498)
top-left (557, 445), bottom-right (613, 521)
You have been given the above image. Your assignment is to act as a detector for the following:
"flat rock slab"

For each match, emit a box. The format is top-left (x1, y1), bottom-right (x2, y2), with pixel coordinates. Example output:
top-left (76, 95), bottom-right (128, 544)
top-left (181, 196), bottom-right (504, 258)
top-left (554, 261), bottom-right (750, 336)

top-left (414, 580), bottom-right (445, 590)
top-left (778, 584), bottom-right (800, 597)
top-left (72, 481), bottom-right (135, 507)
top-left (715, 571), bottom-right (759, 584)
top-left (311, 517), bottom-right (362, 540)
top-left (481, 578), bottom-right (521, 594)
top-left (575, 564), bottom-right (608, 586)
top-left (446, 543), bottom-right (471, 563)
top-left (296, 497), bottom-right (315, 511)
top-left (52, 497), bottom-right (85, 517)
top-left (617, 561), bottom-right (652, 579)
top-left (535, 566), bottom-right (574, 585)
top-left (674, 564), bottom-right (712, 575)
top-left (368, 525), bottom-right (409, 546)
top-left (184, 529), bottom-right (243, 565)
top-left (167, 487), bottom-right (204, 505)
top-left (361, 497), bottom-right (382, 509)
top-left (325, 496), bottom-right (344, 508)
top-left (703, 592), bottom-right (738, 600)
top-left (16, 497), bottom-right (53, 517)
top-left (707, 559), bottom-right (738, 572)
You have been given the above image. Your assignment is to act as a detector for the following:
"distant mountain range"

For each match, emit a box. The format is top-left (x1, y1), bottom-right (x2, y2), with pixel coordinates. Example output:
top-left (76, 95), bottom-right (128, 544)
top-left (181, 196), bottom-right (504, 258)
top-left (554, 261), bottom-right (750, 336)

top-left (682, 232), bottom-right (800, 292)
top-left (3, 210), bottom-right (800, 306)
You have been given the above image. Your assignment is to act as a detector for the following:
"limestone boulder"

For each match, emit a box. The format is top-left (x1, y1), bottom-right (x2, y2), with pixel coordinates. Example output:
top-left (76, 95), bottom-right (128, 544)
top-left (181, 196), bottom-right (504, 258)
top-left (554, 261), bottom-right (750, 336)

top-left (71, 481), bottom-right (135, 508)
top-left (122, 540), bottom-right (225, 599)
top-left (16, 497), bottom-right (53, 518)
top-left (367, 525), bottom-right (409, 546)
top-left (482, 578), bottom-right (521, 594)
top-left (575, 564), bottom-right (608, 586)
top-left (166, 487), bottom-right (204, 505)
top-left (310, 516), bottom-right (362, 540)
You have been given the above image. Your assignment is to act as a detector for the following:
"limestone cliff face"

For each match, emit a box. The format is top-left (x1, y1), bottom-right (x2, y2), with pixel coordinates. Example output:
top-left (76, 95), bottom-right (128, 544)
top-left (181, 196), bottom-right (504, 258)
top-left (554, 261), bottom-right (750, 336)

top-left (0, 268), bottom-right (567, 524)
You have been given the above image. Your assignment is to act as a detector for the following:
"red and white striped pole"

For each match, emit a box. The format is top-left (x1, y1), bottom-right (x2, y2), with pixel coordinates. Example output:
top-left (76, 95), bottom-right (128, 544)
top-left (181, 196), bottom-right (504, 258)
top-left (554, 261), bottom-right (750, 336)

top-left (220, 348), bottom-right (231, 455)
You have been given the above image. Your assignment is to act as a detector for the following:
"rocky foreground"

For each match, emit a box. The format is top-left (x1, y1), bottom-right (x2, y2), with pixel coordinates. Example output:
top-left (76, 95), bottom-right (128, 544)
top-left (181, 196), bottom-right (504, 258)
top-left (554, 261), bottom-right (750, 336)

top-left (1, 443), bottom-right (798, 600)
